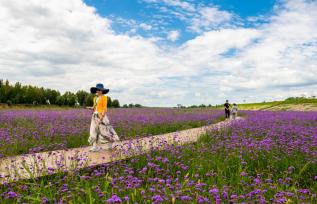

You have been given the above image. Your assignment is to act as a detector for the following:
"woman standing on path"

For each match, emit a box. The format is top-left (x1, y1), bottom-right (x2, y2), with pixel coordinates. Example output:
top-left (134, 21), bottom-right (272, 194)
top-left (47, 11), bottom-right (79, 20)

top-left (88, 83), bottom-right (120, 152)
top-left (231, 103), bottom-right (238, 119)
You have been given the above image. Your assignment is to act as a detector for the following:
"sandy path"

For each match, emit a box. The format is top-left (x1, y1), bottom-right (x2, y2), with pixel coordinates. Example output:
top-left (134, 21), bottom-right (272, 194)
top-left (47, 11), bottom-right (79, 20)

top-left (0, 118), bottom-right (241, 184)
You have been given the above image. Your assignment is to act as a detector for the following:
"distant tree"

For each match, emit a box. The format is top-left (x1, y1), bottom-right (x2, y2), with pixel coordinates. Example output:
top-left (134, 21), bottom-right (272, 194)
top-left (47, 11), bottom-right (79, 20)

top-left (45, 89), bottom-right (60, 104)
top-left (37, 87), bottom-right (46, 104)
top-left (122, 104), bottom-right (128, 108)
top-left (107, 96), bottom-right (112, 107)
top-left (63, 92), bottom-right (77, 106)
top-left (85, 94), bottom-right (94, 107)
top-left (128, 103), bottom-right (134, 108)
top-left (56, 95), bottom-right (65, 106)
top-left (76, 90), bottom-right (89, 106)
top-left (0, 79), bottom-right (4, 103)
top-left (24, 86), bottom-right (37, 104)
top-left (112, 99), bottom-right (120, 108)
top-left (0, 79), bottom-right (121, 107)
top-left (3, 80), bottom-right (11, 103)
top-left (7, 100), bottom-right (12, 106)
top-left (134, 104), bottom-right (142, 108)
top-left (11, 82), bottom-right (22, 104)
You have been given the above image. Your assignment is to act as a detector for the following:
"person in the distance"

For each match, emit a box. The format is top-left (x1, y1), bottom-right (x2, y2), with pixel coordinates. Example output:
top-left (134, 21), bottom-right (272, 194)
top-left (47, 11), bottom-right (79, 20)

top-left (224, 100), bottom-right (231, 119)
top-left (231, 103), bottom-right (238, 120)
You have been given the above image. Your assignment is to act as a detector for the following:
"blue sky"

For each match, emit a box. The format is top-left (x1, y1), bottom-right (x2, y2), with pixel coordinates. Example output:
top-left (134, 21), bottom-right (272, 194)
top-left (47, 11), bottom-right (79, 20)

top-left (0, 0), bottom-right (316, 106)
top-left (84, 0), bottom-right (276, 44)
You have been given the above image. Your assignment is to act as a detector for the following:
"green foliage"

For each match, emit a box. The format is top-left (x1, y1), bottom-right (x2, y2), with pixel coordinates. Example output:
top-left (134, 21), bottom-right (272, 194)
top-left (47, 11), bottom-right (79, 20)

top-left (0, 79), bottom-right (121, 107)
top-left (76, 90), bottom-right (89, 106)
top-left (284, 97), bottom-right (317, 104)
top-left (122, 103), bottom-right (143, 108)
top-left (112, 99), bottom-right (120, 108)
top-left (107, 96), bottom-right (112, 107)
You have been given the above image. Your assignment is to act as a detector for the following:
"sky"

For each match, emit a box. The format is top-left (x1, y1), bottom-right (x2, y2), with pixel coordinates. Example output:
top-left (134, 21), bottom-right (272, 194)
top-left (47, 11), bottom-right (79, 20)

top-left (0, 0), bottom-right (316, 106)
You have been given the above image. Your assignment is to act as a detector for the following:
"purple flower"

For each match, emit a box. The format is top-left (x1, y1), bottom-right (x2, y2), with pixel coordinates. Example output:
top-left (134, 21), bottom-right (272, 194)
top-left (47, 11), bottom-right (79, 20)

top-left (20, 185), bottom-right (28, 191)
top-left (107, 194), bottom-right (122, 203)
top-left (197, 196), bottom-right (209, 203)
top-left (6, 191), bottom-right (18, 198)
top-left (230, 194), bottom-right (238, 199)
top-left (152, 195), bottom-right (163, 203)
top-left (254, 178), bottom-right (262, 185)
top-left (209, 188), bottom-right (219, 195)
top-left (41, 197), bottom-right (49, 203)
top-left (287, 166), bottom-right (295, 173)
top-left (298, 189), bottom-right (310, 194)
top-left (162, 157), bottom-right (169, 163)
top-left (276, 197), bottom-right (286, 203)
top-left (98, 193), bottom-right (105, 198)
top-left (180, 195), bottom-right (192, 201)
top-left (240, 171), bottom-right (247, 176)
top-left (60, 184), bottom-right (68, 193)
top-left (222, 191), bottom-right (228, 199)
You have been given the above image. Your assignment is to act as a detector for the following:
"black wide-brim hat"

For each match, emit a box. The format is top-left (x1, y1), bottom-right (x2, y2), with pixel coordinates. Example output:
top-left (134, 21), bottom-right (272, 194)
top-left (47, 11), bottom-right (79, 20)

top-left (90, 83), bottom-right (109, 94)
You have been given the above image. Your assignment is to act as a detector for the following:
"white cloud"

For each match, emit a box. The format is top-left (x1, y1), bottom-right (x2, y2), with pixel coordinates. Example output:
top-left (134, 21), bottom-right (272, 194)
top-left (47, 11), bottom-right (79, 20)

top-left (0, 0), bottom-right (316, 106)
top-left (219, 0), bottom-right (317, 92)
top-left (110, 17), bottom-right (153, 34)
top-left (143, 0), bottom-right (195, 12)
top-left (139, 23), bottom-right (152, 31)
top-left (167, 30), bottom-right (180, 41)
top-left (189, 7), bottom-right (233, 33)
top-left (142, 0), bottom-right (235, 33)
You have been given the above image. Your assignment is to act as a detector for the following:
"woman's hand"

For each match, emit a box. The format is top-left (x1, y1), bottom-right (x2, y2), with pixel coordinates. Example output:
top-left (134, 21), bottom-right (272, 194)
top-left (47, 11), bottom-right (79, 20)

top-left (98, 118), bottom-right (102, 125)
top-left (99, 113), bottom-right (105, 122)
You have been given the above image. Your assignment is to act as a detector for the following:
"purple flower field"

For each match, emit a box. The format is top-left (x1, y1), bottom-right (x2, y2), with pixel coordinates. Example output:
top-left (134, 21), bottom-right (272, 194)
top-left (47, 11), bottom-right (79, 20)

top-left (0, 110), bottom-right (316, 203)
top-left (0, 108), bottom-right (223, 156)
top-left (221, 111), bottom-right (317, 159)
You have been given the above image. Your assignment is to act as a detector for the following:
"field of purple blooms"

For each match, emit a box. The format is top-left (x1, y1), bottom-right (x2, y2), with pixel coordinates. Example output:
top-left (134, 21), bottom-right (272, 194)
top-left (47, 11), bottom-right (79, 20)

top-left (1, 110), bottom-right (316, 203)
top-left (0, 108), bottom-right (223, 157)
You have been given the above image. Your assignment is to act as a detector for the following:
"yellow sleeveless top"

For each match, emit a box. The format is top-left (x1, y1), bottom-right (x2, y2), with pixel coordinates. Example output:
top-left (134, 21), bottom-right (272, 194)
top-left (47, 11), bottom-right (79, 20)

top-left (93, 95), bottom-right (107, 114)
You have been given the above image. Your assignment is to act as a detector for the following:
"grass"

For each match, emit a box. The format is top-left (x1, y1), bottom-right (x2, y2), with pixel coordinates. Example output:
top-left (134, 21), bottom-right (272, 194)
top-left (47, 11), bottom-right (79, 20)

top-left (0, 104), bottom-right (77, 110)
top-left (215, 98), bottom-right (317, 111)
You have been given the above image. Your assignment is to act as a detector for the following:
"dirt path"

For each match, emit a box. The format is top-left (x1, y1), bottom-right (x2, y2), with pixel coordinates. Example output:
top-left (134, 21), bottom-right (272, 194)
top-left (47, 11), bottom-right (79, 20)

top-left (0, 118), bottom-right (242, 184)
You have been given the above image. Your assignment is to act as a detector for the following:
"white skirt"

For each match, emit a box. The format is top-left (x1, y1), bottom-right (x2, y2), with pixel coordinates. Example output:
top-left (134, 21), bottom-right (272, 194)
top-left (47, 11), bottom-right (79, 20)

top-left (88, 114), bottom-right (120, 145)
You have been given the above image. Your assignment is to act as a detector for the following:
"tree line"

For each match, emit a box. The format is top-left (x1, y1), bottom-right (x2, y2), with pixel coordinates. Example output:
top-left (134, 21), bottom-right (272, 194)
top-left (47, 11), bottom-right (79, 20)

top-left (0, 79), bottom-right (120, 107)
